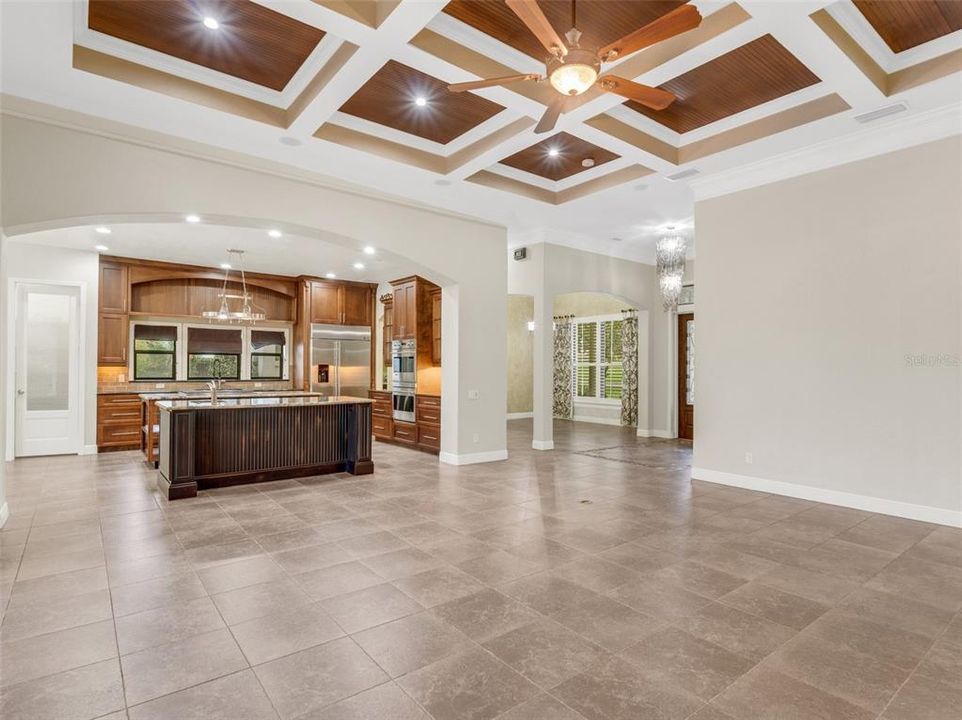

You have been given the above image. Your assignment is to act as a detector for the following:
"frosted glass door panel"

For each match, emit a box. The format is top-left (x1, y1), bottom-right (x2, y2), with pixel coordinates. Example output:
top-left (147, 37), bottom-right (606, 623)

top-left (26, 292), bottom-right (72, 411)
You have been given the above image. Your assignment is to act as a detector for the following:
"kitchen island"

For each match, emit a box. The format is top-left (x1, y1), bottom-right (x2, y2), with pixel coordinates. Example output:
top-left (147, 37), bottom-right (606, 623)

top-left (157, 395), bottom-right (373, 500)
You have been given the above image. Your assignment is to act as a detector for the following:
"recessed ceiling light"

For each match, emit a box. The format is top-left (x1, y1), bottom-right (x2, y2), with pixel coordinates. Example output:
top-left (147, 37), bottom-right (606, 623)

top-left (279, 136), bottom-right (302, 146)
top-left (581, 158), bottom-right (595, 168)
top-left (202, 16), bottom-right (219, 30)
top-left (353, 262), bottom-right (365, 270)
top-left (95, 226), bottom-right (111, 235)
top-left (325, 272), bottom-right (337, 279)
top-left (414, 96), bottom-right (427, 107)
top-left (362, 246), bottom-right (375, 255)
top-left (220, 263), bottom-right (232, 270)
top-left (185, 214), bottom-right (201, 223)
top-left (548, 147), bottom-right (560, 157)
top-left (95, 244), bottom-right (109, 252)
top-left (267, 229), bottom-right (282, 238)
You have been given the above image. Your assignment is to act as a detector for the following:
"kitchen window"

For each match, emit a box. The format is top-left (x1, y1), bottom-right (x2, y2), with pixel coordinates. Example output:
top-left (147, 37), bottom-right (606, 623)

top-left (573, 316), bottom-right (624, 401)
top-left (250, 330), bottom-right (285, 380)
top-left (186, 327), bottom-right (242, 380)
top-left (132, 324), bottom-right (177, 380)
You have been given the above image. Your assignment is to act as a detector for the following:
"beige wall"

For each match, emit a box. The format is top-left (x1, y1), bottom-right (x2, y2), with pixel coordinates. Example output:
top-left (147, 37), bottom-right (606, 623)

top-left (1, 115), bottom-right (508, 463)
top-left (506, 295), bottom-right (533, 415)
top-left (553, 292), bottom-right (628, 317)
top-left (694, 136), bottom-right (961, 525)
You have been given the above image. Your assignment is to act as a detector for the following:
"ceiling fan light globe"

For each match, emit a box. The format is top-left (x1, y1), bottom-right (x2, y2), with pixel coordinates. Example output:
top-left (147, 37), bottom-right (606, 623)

top-left (549, 63), bottom-right (597, 96)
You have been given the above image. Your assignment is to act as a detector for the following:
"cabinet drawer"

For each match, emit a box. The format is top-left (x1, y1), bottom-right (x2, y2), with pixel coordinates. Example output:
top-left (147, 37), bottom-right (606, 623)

top-left (372, 415), bottom-right (393, 438)
top-left (100, 405), bottom-right (142, 423)
top-left (417, 395), bottom-right (440, 408)
top-left (99, 424), bottom-right (141, 446)
top-left (417, 424), bottom-right (440, 450)
top-left (392, 421), bottom-right (417, 444)
top-left (416, 404), bottom-right (440, 425)
top-left (98, 393), bottom-right (140, 407)
top-left (372, 399), bottom-right (392, 417)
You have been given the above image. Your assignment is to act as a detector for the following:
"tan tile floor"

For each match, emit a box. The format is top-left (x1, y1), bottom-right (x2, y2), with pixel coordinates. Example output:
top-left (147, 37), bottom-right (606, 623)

top-left (1, 419), bottom-right (961, 720)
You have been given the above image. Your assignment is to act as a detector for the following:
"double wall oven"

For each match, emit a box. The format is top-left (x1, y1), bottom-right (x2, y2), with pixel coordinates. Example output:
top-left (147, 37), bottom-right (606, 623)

top-left (391, 339), bottom-right (416, 422)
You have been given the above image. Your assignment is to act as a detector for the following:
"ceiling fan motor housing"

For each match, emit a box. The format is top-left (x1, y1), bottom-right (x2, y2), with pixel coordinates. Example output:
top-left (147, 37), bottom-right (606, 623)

top-left (547, 48), bottom-right (600, 96)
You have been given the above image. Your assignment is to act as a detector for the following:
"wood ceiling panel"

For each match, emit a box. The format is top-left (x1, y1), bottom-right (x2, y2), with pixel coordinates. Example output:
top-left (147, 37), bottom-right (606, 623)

top-left (339, 60), bottom-right (504, 144)
top-left (500, 131), bottom-right (619, 181)
top-left (853, 1), bottom-right (962, 53)
top-left (443, 0), bottom-right (688, 60)
top-left (87, 0), bottom-right (324, 91)
top-left (625, 34), bottom-right (820, 134)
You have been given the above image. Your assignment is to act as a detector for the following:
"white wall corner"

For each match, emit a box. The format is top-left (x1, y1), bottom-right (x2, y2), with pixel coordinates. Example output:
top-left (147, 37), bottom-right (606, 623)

top-left (637, 428), bottom-right (675, 439)
top-left (80, 444), bottom-right (98, 455)
top-left (439, 449), bottom-right (509, 466)
top-left (0, 502), bottom-right (8, 529)
top-left (531, 439), bottom-right (554, 451)
top-left (691, 467), bottom-right (962, 528)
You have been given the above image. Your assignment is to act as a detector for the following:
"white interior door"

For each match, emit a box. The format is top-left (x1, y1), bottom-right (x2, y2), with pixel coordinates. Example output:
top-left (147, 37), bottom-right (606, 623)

top-left (14, 283), bottom-right (81, 457)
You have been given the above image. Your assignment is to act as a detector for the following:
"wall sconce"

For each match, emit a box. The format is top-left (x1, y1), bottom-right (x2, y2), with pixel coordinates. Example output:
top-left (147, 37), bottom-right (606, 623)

top-left (527, 321), bottom-right (536, 332)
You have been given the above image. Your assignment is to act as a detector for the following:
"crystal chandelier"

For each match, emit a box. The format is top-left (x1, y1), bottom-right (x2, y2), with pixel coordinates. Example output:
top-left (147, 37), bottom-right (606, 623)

top-left (202, 249), bottom-right (266, 324)
top-left (656, 227), bottom-right (687, 311)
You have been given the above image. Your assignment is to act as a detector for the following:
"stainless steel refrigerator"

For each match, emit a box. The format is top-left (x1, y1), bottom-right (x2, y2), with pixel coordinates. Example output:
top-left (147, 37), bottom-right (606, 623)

top-left (310, 324), bottom-right (372, 398)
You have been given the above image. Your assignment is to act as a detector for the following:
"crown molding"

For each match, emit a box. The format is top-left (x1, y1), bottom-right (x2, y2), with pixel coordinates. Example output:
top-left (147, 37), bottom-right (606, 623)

top-left (690, 102), bottom-right (962, 201)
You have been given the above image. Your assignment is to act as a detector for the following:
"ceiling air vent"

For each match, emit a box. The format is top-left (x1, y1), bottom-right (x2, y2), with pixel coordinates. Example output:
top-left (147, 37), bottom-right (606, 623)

top-left (854, 103), bottom-right (907, 124)
top-left (665, 168), bottom-right (700, 182)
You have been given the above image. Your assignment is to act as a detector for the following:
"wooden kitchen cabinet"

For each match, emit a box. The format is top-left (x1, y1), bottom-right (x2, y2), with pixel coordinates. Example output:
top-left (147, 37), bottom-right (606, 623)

top-left (430, 287), bottom-right (441, 366)
top-left (392, 280), bottom-right (416, 339)
top-left (381, 295), bottom-right (393, 367)
top-left (97, 393), bottom-right (140, 451)
top-left (310, 280), bottom-right (373, 326)
top-left (98, 312), bottom-right (128, 365)
top-left (310, 281), bottom-right (341, 324)
top-left (99, 261), bottom-right (128, 313)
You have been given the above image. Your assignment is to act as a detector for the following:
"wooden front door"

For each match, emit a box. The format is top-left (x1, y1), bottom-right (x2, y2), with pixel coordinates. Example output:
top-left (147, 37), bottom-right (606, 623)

top-left (678, 313), bottom-right (695, 441)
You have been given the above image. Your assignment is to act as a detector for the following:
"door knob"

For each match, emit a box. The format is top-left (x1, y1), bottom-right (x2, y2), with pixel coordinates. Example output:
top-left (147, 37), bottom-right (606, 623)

top-left (16, 389), bottom-right (25, 396)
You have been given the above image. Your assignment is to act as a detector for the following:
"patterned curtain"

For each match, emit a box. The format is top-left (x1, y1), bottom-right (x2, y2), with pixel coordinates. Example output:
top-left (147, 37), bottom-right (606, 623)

top-left (620, 312), bottom-right (639, 427)
top-left (552, 316), bottom-right (573, 419)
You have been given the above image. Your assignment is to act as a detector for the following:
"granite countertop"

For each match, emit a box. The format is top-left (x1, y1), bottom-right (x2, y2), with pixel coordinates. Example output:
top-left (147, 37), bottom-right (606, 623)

top-left (156, 395), bottom-right (374, 412)
top-left (138, 390), bottom-right (322, 401)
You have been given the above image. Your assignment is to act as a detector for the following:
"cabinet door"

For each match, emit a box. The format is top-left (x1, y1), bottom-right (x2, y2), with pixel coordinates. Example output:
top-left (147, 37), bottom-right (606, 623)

top-left (99, 262), bottom-right (128, 313)
top-left (402, 283), bottom-right (417, 338)
top-left (392, 285), bottom-right (407, 339)
top-left (383, 303), bottom-right (393, 366)
top-left (431, 290), bottom-right (441, 365)
top-left (310, 281), bottom-right (340, 324)
top-left (98, 313), bottom-right (128, 365)
top-left (340, 285), bottom-right (372, 326)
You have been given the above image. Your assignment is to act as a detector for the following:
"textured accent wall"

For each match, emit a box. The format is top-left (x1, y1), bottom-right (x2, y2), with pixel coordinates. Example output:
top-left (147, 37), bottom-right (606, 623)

top-left (506, 294), bottom-right (534, 414)
top-left (553, 292), bottom-right (627, 317)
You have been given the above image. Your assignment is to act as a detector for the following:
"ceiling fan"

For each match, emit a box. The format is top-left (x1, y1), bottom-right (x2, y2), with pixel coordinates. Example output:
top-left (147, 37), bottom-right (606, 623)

top-left (447, 0), bottom-right (702, 134)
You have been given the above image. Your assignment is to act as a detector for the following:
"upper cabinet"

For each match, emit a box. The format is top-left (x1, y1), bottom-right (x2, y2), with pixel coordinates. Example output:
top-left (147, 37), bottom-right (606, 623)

top-left (308, 280), bottom-right (373, 326)
top-left (99, 261), bottom-right (128, 313)
top-left (380, 294), bottom-right (393, 368)
top-left (392, 279), bottom-right (416, 340)
top-left (430, 287), bottom-right (441, 366)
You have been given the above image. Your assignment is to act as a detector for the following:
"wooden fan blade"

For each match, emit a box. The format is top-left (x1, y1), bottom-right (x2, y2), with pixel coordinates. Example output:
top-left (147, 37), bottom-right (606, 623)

top-left (598, 4), bottom-right (702, 61)
top-left (534, 96), bottom-right (566, 134)
top-left (600, 76), bottom-right (676, 110)
top-left (447, 74), bottom-right (541, 92)
top-left (506, 0), bottom-right (567, 57)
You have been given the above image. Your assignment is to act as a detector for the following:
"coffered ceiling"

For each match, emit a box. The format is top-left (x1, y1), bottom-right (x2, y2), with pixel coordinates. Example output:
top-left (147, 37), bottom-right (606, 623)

top-left (1, 0), bottom-right (961, 263)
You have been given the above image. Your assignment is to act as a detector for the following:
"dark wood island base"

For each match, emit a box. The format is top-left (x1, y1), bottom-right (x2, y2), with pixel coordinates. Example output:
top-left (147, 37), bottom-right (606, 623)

top-left (157, 396), bottom-right (374, 500)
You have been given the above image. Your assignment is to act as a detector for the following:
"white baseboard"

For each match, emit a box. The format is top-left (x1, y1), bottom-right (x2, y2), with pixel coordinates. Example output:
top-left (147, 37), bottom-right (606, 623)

top-left (79, 444), bottom-right (98, 456)
top-left (531, 440), bottom-right (554, 451)
top-left (439, 449), bottom-right (509, 466)
top-left (637, 428), bottom-right (674, 438)
top-left (0, 502), bottom-right (8, 529)
top-left (691, 467), bottom-right (962, 528)
top-left (507, 412), bottom-right (533, 420)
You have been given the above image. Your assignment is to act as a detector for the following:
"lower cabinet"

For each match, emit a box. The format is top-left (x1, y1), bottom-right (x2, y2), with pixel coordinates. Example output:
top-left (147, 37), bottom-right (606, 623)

top-left (369, 390), bottom-right (440, 455)
top-left (97, 393), bottom-right (141, 451)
